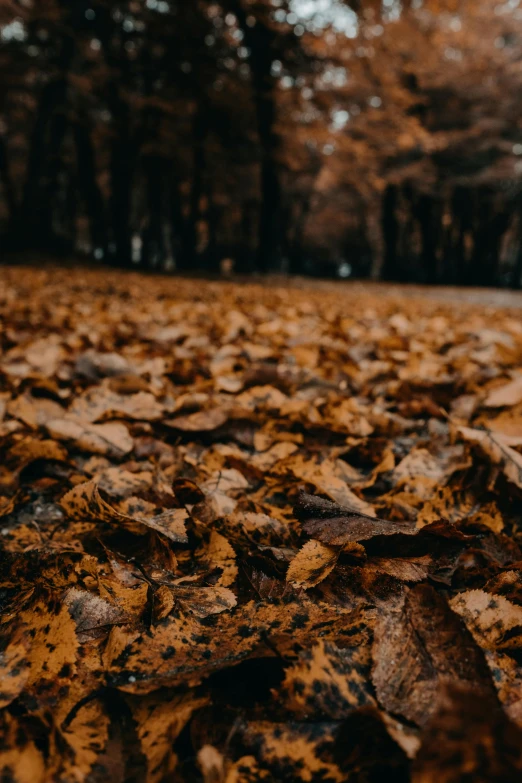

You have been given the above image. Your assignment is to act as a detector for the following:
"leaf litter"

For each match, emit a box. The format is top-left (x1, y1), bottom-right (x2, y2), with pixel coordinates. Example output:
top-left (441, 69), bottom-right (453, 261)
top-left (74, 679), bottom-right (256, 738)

top-left (2, 268), bottom-right (522, 780)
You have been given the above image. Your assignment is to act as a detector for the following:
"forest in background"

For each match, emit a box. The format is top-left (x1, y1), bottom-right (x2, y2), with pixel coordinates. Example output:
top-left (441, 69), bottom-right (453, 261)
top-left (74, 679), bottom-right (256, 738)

top-left (2, 0), bottom-right (522, 285)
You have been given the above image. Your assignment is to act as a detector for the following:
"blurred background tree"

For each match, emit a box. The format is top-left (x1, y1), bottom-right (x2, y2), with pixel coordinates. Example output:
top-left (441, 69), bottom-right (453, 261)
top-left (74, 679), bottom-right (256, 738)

top-left (1, 0), bottom-right (522, 285)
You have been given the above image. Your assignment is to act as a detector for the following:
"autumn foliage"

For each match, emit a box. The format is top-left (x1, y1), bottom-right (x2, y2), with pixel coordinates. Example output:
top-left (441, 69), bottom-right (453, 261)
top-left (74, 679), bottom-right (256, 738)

top-left (2, 1), bottom-right (522, 282)
top-left (2, 267), bottom-right (522, 780)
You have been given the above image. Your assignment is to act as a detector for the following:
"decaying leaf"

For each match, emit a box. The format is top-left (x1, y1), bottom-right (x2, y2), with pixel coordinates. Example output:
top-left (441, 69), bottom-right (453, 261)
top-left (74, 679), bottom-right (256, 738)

top-left (276, 639), bottom-right (374, 718)
top-left (47, 417), bottom-right (134, 457)
top-left (372, 584), bottom-right (496, 726)
top-left (449, 589), bottom-right (522, 651)
top-left (129, 691), bottom-right (209, 783)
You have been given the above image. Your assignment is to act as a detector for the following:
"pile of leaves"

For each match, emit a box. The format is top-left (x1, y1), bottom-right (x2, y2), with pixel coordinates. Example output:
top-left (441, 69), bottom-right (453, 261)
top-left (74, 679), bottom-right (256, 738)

top-left (2, 267), bottom-right (522, 782)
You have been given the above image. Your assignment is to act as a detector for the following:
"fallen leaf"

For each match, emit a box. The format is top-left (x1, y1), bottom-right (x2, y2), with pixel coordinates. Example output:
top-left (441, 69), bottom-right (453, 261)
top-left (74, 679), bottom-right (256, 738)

top-left (60, 479), bottom-right (189, 542)
top-left (295, 490), bottom-right (416, 544)
top-left (372, 584), bottom-right (496, 726)
top-left (484, 375), bottom-right (522, 408)
top-left (47, 417), bottom-right (134, 457)
top-left (286, 540), bottom-right (340, 588)
top-left (165, 408), bottom-right (229, 431)
top-left (457, 425), bottom-right (522, 489)
top-left (412, 685), bottom-right (522, 783)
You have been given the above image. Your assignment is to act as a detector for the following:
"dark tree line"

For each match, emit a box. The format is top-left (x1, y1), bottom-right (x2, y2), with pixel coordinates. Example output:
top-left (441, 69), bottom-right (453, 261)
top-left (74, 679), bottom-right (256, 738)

top-left (381, 184), bottom-right (522, 288)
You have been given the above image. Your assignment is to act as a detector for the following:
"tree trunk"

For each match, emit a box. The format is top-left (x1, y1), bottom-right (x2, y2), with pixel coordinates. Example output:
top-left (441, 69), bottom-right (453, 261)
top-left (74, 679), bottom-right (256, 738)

top-left (472, 194), bottom-right (510, 287)
top-left (226, 2), bottom-right (281, 272)
top-left (417, 194), bottom-right (437, 284)
top-left (189, 105), bottom-right (207, 268)
top-left (108, 90), bottom-right (133, 267)
top-left (0, 135), bottom-right (17, 235)
top-left (140, 155), bottom-right (165, 270)
top-left (73, 118), bottom-right (107, 258)
top-left (450, 187), bottom-right (473, 284)
top-left (511, 201), bottom-right (522, 289)
top-left (381, 184), bottom-right (400, 281)
top-left (17, 29), bottom-right (75, 252)
top-left (288, 198), bottom-right (311, 275)
top-left (170, 180), bottom-right (192, 271)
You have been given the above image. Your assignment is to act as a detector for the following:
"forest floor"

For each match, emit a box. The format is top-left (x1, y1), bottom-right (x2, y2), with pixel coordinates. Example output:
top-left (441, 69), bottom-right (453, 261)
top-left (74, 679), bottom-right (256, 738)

top-left (2, 264), bottom-right (522, 781)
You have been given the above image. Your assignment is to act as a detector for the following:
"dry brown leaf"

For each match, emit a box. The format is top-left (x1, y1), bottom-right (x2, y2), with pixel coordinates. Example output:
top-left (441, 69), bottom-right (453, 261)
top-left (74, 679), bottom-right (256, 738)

top-left (47, 417), bottom-right (134, 457)
top-left (60, 479), bottom-right (188, 542)
top-left (69, 386), bottom-right (164, 422)
top-left (411, 685), bottom-right (522, 783)
top-left (166, 408), bottom-right (229, 431)
top-left (457, 425), bottom-right (522, 488)
top-left (484, 375), bottom-right (522, 408)
top-left (130, 691), bottom-right (209, 783)
top-left (174, 585), bottom-right (237, 618)
top-left (286, 540), bottom-right (340, 588)
top-left (277, 639), bottom-right (374, 718)
top-left (449, 589), bottom-right (522, 651)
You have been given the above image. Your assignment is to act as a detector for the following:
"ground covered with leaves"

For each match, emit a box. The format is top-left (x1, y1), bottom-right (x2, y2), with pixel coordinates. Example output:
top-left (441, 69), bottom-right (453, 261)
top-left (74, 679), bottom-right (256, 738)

top-left (2, 267), bottom-right (522, 782)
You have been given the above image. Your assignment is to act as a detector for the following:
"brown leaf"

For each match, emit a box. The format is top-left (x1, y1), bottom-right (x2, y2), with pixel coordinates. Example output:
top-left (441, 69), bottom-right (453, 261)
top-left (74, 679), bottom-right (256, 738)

top-left (372, 584), bottom-right (496, 726)
top-left (165, 408), bottom-right (229, 431)
top-left (197, 530), bottom-right (237, 587)
top-left (286, 540), bottom-right (340, 588)
top-left (0, 714), bottom-right (46, 783)
top-left (457, 425), bottom-right (522, 489)
top-left (47, 417), bottom-right (134, 457)
top-left (174, 586), bottom-right (237, 618)
top-left (10, 596), bottom-right (79, 707)
top-left (449, 589), bottom-right (522, 651)
top-left (0, 630), bottom-right (30, 708)
top-left (64, 587), bottom-right (127, 640)
top-left (69, 386), bottom-right (164, 422)
top-left (152, 584), bottom-right (175, 622)
top-left (75, 350), bottom-right (132, 380)
top-left (276, 639), bottom-right (374, 718)
top-left (110, 600), bottom-right (371, 692)
top-left (484, 375), bottom-right (522, 408)
top-left (238, 720), bottom-right (344, 782)
top-left (295, 490), bottom-right (416, 544)
top-left (412, 685), bottom-right (522, 783)
top-left (129, 691), bottom-right (209, 783)
top-left (60, 479), bottom-right (189, 542)
top-left (287, 457), bottom-right (375, 515)
top-left (8, 436), bottom-right (68, 466)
